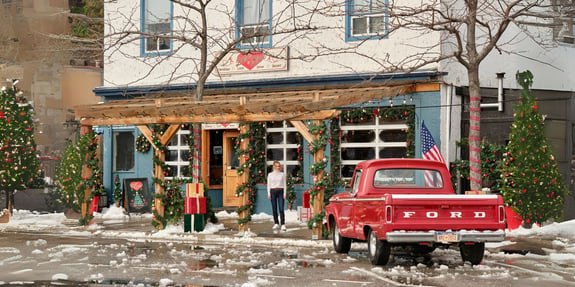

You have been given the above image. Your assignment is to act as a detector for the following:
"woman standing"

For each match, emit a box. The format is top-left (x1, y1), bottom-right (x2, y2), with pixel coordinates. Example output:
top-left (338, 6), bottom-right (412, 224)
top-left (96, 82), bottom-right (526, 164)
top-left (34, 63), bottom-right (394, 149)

top-left (267, 161), bottom-right (286, 231)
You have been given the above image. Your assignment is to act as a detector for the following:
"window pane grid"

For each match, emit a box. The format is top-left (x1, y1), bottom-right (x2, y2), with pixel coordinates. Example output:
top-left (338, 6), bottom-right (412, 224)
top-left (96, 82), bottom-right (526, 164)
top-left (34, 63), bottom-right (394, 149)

top-left (143, 0), bottom-right (171, 52)
top-left (165, 129), bottom-right (190, 180)
top-left (340, 116), bottom-right (408, 178)
top-left (266, 121), bottom-right (301, 178)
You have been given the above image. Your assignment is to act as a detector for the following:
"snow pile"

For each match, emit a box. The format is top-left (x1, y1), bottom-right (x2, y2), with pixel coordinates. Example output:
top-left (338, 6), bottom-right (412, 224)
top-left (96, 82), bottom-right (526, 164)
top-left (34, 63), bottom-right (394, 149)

top-left (1, 210), bottom-right (66, 228)
top-left (98, 205), bottom-right (129, 220)
top-left (507, 220), bottom-right (575, 242)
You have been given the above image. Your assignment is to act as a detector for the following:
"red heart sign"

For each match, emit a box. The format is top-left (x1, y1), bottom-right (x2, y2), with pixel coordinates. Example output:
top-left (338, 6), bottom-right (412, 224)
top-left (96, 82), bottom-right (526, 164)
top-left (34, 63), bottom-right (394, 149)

top-left (237, 51), bottom-right (264, 70)
top-left (130, 181), bottom-right (143, 191)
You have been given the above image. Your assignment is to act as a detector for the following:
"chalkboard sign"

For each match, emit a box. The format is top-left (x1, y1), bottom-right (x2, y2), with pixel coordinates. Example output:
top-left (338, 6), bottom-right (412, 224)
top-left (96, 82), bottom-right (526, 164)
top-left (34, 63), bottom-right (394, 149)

top-left (123, 178), bottom-right (152, 213)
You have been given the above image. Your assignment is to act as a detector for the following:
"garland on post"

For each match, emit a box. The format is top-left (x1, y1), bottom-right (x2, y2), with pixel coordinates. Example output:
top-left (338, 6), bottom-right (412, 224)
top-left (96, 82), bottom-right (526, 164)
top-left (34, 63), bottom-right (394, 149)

top-left (54, 129), bottom-right (101, 226)
top-left (234, 122), bottom-right (266, 226)
top-left (306, 121), bottom-right (329, 230)
top-left (329, 117), bottom-right (343, 186)
top-left (157, 181), bottom-right (184, 225)
top-left (149, 125), bottom-right (170, 229)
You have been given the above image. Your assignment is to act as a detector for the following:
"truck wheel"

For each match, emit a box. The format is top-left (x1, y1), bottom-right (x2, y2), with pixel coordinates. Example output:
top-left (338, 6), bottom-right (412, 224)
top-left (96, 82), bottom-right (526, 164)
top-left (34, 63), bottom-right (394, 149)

top-left (460, 242), bottom-right (485, 265)
top-left (332, 222), bottom-right (352, 253)
top-left (367, 230), bottom-right (390, 265)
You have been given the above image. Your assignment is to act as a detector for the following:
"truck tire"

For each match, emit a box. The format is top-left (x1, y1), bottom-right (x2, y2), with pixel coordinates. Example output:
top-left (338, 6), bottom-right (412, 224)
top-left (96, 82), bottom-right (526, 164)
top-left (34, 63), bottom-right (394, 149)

top-left (332, 222), bottom-right (352, 253)
top-left (367, 230), bottom-right (390, 265)
top-left (460, 242), bottom-right (485, 265)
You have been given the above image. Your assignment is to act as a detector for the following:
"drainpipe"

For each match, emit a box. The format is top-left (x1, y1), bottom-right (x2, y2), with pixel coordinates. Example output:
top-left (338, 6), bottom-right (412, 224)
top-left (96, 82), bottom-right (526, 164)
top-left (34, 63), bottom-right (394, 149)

top-left (480, 73), bottom-right (505, 111)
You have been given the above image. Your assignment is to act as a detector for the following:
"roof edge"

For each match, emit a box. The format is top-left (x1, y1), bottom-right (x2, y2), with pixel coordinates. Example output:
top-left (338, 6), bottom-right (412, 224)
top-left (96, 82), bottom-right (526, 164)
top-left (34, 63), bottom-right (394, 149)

top-left (94, 70), bottom-right (443, 98)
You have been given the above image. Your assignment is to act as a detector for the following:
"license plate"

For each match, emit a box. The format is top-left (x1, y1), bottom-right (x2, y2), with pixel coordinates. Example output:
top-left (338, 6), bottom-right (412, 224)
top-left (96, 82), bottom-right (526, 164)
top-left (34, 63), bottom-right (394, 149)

top-left (436, 231), bottom-right (459, 242)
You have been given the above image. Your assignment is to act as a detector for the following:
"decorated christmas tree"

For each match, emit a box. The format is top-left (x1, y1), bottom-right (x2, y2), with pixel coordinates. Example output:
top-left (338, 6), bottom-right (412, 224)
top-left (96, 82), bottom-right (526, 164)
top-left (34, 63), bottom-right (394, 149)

top-left (500, 71), bottom-right (568, 226)
top-left (54, 129), bottom-right (101, 225)
top-left (0, 85), bottom-right (40, 212)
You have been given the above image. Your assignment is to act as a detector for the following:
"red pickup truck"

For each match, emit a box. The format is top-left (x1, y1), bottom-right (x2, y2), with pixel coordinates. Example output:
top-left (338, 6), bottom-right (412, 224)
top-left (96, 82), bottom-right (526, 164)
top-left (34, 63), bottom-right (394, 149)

top-left (325, 159), bottom-right (505, 265)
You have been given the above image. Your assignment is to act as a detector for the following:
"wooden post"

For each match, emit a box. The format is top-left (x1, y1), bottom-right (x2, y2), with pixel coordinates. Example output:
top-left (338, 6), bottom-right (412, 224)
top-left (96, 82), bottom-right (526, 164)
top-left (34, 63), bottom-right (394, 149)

top-left (238, 124), bottom-right (250, 233)
top-left (312, 120), bottom-right (325, 240)
top-left (138, 124), bottom-right (181, 229)
top-left (154, 148), bottom-right (166, 229)
top-left (80, 125), bottom-right (93, 223)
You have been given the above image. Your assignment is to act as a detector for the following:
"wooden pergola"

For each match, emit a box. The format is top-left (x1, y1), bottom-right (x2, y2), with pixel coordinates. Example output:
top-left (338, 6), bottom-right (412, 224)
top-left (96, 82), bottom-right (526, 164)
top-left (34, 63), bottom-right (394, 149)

top-left (75, 83), bottom-right (424, 238)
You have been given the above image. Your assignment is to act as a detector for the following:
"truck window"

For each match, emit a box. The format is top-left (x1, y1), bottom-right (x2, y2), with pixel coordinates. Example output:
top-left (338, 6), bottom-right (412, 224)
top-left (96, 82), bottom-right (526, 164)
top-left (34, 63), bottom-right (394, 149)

top-left (373, 168), bottom-right (443, 188)
top-left (350, 170), bottom-right (362, 196)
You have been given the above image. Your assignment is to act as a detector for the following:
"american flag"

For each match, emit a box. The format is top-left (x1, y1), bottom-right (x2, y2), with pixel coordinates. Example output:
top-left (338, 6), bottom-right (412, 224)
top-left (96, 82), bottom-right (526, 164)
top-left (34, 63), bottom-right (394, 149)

top-left (421, 121), bottom-right (444, 187)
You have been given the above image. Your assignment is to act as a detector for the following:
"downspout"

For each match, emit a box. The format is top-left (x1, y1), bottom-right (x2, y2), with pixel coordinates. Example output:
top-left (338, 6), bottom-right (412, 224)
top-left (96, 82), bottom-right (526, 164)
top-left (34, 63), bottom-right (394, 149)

top-left (480, 73), bottom-right (505, 111)
top-left (445, 84), bottom-right (452, 164)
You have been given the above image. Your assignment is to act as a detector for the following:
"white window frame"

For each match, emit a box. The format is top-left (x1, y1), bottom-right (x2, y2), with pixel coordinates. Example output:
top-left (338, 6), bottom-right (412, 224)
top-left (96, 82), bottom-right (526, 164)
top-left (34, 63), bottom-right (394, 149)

top-left (141, 0), bottom-right (172, 55)
top-left (351, 13), bottom-right (386, 36)
top-left (165, 129), bottom-right (190, 180)
top-left (266, 121), bottom-right (300, 175)
top-left (340, 117), bottom-right (408, 179)
top-left (237, 0), bottom-right (272, 48)
top-left (347, 0), bottom-right (388, 40)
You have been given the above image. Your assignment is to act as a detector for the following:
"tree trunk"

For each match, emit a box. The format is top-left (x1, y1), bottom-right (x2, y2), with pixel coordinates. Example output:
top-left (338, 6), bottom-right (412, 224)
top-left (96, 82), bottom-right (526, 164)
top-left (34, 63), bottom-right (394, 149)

top-left (468, 67), bottom-right (482, 191)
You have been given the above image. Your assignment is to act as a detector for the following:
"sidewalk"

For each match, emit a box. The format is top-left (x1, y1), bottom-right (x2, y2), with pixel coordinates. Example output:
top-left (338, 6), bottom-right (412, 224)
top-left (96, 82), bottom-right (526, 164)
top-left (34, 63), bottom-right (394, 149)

top-left (92, 209), bottom-right (321, 241)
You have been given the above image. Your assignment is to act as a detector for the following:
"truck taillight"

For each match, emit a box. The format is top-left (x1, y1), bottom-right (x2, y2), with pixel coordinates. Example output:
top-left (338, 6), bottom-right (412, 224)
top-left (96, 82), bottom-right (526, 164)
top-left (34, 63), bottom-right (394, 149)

top-left (498, 205), bottom-right (505, 223)
top-left (385, 205), bottom-right (392, 223)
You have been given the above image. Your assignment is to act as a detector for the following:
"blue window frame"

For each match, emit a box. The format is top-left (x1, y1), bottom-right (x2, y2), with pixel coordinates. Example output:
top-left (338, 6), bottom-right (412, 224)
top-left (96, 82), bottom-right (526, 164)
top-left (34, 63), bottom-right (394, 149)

top-left (140, 0), bottom-right (173, 56)
top-left (236, 0), bottom-right (272, 49)
top-left (346, 0), bottom-right (388, 41)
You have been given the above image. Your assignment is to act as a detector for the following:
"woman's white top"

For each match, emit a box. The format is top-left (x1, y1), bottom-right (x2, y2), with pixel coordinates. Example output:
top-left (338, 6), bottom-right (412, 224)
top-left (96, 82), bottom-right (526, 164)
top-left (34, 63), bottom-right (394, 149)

top-left (267, 170), bottom-right (286, 197)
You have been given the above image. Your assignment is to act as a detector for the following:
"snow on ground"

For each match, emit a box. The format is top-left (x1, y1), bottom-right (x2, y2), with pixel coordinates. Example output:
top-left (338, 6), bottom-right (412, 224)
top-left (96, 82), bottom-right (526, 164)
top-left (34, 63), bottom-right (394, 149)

top-left (2, 209), bottom-right (575, 286)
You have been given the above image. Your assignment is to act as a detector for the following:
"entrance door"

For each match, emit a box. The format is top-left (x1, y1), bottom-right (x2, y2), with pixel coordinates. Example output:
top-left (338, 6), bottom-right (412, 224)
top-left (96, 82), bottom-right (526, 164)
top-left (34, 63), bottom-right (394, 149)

top-left (223, 131), bottom-right (243, 207)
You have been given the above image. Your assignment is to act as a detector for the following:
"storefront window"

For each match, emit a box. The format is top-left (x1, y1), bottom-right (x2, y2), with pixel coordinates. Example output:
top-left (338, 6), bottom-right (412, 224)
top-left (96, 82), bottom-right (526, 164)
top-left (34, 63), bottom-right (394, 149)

top-left (166, 128), bottom-right (191, 179)
top-left (266, 121), bottom-right (301, 178)
top-left (340, 116), bottom-right (408, 178)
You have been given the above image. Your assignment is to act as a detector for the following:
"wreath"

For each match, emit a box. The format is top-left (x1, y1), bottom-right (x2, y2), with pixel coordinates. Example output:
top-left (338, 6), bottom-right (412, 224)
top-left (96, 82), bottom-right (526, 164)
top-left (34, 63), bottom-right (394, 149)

top-left (136, 134), bottom-right (151, 153)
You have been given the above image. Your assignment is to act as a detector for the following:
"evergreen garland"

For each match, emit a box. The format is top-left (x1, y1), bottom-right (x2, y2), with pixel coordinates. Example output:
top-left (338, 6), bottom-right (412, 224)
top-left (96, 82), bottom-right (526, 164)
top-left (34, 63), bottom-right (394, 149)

top-left (234, 122), bottom-right (266, 226)
top-left (149, 125), bottom-right (170, 229)
top-left (499, 71), bottom-right (568, 226)
top-left (54, 129), bottom-right (100, 225)
top-left (451, 138), bottom-right (505, 192)
top-left (306, 121), bottom-right (329, 230)
top-left (329, 117), bottom-right (343, 185)
top-left (135, 134), bottom-right (151, 153)
top-left (157, 181), bottom-right (184, 225)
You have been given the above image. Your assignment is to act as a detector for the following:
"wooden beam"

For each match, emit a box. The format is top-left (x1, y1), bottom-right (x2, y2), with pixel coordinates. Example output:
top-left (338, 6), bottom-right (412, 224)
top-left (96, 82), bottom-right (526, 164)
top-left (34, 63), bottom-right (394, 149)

top-left (79, 110), bottom-right (340, 126)
top-left (136, 125), bottom-right (158, 150)
top-left (290, 120), bottom-right (314, 143)
top-left (160, 124), bottom-right (182, 146)
top-left (289, 110), bottom-right (340, 121)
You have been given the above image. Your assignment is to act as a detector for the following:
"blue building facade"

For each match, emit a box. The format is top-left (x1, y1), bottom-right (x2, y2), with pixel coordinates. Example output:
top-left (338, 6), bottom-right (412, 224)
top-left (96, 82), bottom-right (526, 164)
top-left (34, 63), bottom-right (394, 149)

top-left (94, 72), bottom-right (445, 216)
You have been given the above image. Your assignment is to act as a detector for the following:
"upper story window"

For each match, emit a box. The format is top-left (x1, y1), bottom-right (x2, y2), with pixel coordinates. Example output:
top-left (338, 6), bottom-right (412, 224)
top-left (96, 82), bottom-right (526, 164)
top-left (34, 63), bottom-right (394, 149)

top-left (346, 0), bottom-right (387, 41)
top-left (237, 0), bottom-right (272, 48)
top-left (141, 0), bottom-right (172, 56)
top-left (552, 0), bottom-right (575, 44)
